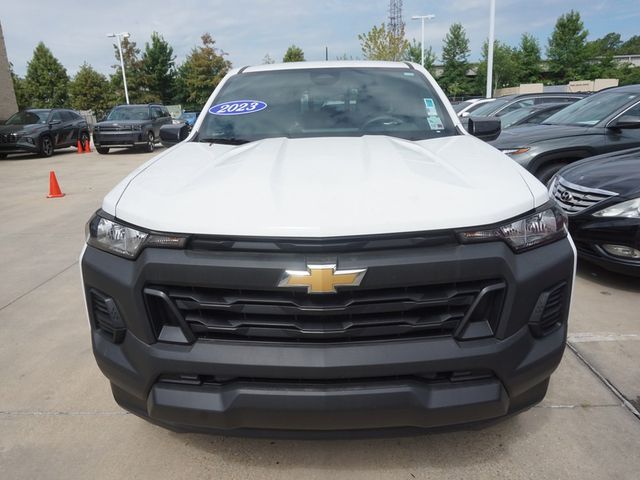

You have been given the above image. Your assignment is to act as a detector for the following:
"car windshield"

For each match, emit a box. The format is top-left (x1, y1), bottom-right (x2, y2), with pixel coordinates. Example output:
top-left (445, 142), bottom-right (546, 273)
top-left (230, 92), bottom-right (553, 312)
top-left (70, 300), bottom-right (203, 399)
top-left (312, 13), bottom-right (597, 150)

top-left (500, 106), bottom-right (538, 128)
top-left (6, 110), bottom-right (49, 125)
top-left (470, 98), bottom-right (510, 117)
top-left (197, 67), bottom-right (456, 143)
top-left (453, 101), bottom-right (472, 113)
top-left (180, 112), bottom-right (197, 120)
top-left (544, 92), bottom-right (640, 126)
top-left (107, 106), bottom-right (150, 121)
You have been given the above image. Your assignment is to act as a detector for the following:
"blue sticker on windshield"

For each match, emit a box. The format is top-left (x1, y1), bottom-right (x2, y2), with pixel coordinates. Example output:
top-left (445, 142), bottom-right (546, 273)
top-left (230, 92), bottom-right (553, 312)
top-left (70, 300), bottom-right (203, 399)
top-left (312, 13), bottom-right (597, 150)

top-left (209, 100), bottom-right (267, 115)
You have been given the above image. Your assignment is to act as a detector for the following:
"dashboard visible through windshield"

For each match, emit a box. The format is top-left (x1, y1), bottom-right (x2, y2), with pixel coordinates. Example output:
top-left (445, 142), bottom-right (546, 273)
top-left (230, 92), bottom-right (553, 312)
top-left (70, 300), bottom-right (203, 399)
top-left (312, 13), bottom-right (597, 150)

top-left (197, 68), bottom-right (457, 143)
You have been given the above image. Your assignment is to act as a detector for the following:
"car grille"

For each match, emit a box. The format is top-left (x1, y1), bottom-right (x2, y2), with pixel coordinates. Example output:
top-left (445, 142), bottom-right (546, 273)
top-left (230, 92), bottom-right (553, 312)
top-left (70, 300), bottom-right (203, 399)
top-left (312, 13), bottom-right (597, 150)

top-left (144, 280), bottom-right (506, 343)
top-left (97, 125), bottom-right (133, 132)
top-left (0, 133), bottom-right (17, 143)
top-left (552, 176), bottom-right (617, 215)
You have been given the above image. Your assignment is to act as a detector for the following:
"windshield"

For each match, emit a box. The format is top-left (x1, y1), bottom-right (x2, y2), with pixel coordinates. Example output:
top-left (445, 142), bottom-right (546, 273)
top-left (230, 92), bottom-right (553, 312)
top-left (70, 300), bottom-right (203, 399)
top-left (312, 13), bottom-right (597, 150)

top-left (500, 106), bottom-right (538, 128)
top-left (197, 68), bottom-right (456, 143)
top-left (470, 98), bottom-right (510, 117)
top-left (6, 110), bottom-right (49, 125)
top-left (544, 92), bottom-right (640, 126)
top-left (180, 112), bottom-right (197, 120)
top-left (453, 101), bottom-right (472, 113)
top-left (106, 106), bottom-right (150, 121)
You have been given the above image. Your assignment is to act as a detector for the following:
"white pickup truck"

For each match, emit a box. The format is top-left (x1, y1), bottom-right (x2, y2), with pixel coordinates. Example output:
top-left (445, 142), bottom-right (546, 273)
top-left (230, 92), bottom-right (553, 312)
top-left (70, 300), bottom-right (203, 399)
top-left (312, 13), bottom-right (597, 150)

top-left (81, 61), bottom-right (575, 436)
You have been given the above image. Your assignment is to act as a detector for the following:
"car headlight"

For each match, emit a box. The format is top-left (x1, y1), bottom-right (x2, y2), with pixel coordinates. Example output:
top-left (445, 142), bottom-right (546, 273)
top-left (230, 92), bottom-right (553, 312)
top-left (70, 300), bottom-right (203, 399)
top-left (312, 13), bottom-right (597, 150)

top-left (86, 213), bottom-right (187, 259)
top-left (459, 204), bottom-right (567, 252)
top-left (593, 198), bottom-right (640, 218)
top-left (132, 124), bottom-right (143, 130)
top-left (500, 148), bottom-right (530, 156)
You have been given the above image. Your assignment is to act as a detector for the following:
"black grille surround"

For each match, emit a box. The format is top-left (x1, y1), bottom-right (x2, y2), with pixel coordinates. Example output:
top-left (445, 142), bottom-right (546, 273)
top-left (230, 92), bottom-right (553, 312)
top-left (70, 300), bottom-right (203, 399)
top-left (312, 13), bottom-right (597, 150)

top-left (144, 280), bottom-right (506, 343)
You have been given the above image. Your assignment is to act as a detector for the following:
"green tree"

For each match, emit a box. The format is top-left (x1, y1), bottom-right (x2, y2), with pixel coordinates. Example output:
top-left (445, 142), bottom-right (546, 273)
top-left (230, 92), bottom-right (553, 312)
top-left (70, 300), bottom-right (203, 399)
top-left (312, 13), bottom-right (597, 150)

top-left (262, 53), bottom-right (276, 64)
top-left (516, 34), bottom-right (542, 83)
top-left (546, 10), bottom-right (589, 83)
top-left (9, 63), bottom-right (29, 110)
top-left (23, 42), bottom-right (69, 108)
top-left (177, 33), bottom-right (231, 108)
top-left (358, 23), bottom-right (409, 61)
top-left (283, 45), bottom-right (305, 62)
top-left (110, 36), bottom-right (154, 104)
top-left (439, 23), bottom-right (471, 97)
top-left (142, 32), bottom-right (176, 104)
top-left (69, 63), bottom-right (113, 116)
top-left (618, 35), bottom-right (640, 54)
top-left (475, 40), bottom-right (519, 94)
top-left (405, 39), bottom-right (436, 70)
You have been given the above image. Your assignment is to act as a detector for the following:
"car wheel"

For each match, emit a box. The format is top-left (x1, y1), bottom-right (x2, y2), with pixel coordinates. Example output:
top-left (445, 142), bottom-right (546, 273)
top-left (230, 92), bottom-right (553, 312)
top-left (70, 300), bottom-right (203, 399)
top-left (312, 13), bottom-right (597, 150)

top-left (0, 153), bottom-right (7, 159)
top-left (144, 131), bottom-right (155, 153)
top-left (39, 136), bottom-right (54, 158)
top-left (96, 146), bottom-right (110, 154)
top-left (537, 163), bottom-right (567, 185)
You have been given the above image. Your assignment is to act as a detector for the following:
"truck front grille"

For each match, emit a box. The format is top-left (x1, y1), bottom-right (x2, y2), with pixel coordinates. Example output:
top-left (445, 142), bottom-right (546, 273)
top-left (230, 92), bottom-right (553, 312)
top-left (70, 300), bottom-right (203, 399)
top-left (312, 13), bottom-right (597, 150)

top-left (144, 280), bottom-right (505, 343)
top-left (552, 176), bottom-right (617, 215)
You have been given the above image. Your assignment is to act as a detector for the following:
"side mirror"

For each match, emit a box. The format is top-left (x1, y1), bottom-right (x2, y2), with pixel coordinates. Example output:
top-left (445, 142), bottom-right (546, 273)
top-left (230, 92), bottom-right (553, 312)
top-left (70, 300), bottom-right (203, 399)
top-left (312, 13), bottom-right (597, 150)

top-left (467, 116), bottom-right (501, 142)
top-left (609, 115), bottom-right (640, 130)
top-left (160, 124), bottom-right (190, 147)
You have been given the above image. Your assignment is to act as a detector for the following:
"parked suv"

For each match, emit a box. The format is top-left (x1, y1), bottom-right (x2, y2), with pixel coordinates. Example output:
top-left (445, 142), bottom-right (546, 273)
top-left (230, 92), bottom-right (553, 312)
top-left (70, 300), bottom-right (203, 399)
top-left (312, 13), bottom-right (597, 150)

top-left (81, 61), bottom-right (575, 436)
top-left (491, 85), bottom-right (640, 182)
top-left (93, 104), bottom-right (172, 154)
top-left (0, 108), bottom-right (89, 158)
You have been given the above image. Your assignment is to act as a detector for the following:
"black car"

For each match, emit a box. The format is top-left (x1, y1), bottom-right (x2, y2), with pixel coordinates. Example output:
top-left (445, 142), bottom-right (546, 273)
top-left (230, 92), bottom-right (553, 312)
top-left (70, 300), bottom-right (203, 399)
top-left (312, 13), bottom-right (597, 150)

top-left (499, 103), bottom-right (570, 129)
top-left (93, 104), bottom-right (173, 154)
top-left (550, 148), bottom-right (640, 277)
top-left (491, 84), bottom-right (640, 183)
top-left (0, 109), bottom-right (89, 158)
top-left (470, 92), bottom-right (586, 118)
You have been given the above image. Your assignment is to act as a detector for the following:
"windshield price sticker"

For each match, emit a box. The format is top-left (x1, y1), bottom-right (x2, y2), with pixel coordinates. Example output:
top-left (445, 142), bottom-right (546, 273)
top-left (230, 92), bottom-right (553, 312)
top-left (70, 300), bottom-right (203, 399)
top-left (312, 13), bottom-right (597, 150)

top-left (424, 98), bottom-right (443, 130)
top-left (209, 100), bottom-right (267, 116)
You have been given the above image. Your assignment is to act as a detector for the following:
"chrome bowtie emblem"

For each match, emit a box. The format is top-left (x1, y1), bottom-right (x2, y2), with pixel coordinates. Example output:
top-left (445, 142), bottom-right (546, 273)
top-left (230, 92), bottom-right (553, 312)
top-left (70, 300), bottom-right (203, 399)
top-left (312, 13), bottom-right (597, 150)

top-left (278, 264), bottom-right (367, 294)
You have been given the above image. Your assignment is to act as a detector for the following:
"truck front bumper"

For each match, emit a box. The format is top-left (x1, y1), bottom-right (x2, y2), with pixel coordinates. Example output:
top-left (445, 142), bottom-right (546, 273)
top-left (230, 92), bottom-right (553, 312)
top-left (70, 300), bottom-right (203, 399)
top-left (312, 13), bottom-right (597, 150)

top-left (82, 236), bottom-right (576, 436)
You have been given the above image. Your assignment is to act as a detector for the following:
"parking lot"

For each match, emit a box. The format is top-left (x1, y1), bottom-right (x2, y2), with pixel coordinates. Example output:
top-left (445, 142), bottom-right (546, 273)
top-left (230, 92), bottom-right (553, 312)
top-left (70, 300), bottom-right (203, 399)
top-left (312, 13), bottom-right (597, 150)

top-left (1, 148), bottom-right (639, 479)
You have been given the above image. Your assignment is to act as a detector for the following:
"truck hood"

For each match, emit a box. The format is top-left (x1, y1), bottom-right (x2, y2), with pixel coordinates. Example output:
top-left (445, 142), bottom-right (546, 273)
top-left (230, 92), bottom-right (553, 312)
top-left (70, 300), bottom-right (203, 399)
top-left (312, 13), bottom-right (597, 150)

top-left (107, 135), bottom-right (545, 237)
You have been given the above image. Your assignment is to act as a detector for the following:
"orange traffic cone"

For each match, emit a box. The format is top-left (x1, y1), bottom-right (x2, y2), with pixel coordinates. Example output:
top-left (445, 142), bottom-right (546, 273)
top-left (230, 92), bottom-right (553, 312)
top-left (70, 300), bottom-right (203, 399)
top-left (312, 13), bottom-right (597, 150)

top-left (47, 171), bottom-right (65, 198)
top-left (77, 139), bottom-right (84, 154)
top-left (85, 136), bottom-right (91, 152)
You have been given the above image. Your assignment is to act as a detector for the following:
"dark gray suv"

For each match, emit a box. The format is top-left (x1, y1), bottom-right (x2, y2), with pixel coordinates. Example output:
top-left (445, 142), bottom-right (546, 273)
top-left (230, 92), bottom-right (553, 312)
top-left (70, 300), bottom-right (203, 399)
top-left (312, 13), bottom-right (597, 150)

top-left (93, 104), bottom-right (172, 154)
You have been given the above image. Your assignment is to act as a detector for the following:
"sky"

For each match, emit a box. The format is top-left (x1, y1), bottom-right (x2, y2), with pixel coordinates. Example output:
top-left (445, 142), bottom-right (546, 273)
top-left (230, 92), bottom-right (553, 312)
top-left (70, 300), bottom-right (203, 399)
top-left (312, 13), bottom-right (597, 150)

top-left (3, 0), bottom-right (639, 77)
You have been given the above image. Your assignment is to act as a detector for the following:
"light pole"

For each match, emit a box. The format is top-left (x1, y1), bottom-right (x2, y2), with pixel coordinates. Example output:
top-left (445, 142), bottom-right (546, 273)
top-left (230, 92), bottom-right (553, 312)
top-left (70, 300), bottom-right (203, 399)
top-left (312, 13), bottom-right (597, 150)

top-left (486, 0), bottom-right (496, 98)
top-left (107, 32), bottom-right (130, 104)
top-left (411, 15), bottom-right (435, 67)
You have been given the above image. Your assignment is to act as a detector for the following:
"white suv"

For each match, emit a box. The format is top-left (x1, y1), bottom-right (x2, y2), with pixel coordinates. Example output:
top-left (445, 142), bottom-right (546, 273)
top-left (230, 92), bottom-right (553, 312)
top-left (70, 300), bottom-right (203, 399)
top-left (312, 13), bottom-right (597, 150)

top-left (81, 61), bottom-right (575, 436)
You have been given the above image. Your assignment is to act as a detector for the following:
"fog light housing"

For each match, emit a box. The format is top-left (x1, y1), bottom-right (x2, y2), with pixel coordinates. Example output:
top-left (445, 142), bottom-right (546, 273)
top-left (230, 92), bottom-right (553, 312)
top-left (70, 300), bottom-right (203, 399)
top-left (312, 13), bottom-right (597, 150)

top-left (601, 244), bottom-right (640, 260)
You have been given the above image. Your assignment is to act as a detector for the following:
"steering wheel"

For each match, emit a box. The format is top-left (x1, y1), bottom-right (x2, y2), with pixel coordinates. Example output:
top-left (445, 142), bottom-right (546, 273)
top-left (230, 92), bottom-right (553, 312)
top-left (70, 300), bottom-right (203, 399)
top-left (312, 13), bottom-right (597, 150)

top-left (360, 115), bottom-right (405, 132)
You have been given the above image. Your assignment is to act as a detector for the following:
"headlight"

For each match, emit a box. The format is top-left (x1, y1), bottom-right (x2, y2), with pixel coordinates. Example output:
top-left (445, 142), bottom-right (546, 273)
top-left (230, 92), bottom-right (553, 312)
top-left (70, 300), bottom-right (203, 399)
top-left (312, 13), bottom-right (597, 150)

top-left (86, 213), bottom-right (187, 259)
top-left (459, 204), bottom-right (567, 252)
top-left (132, 124), bottom-right (143, 130)
top-left (593, 198), bottom-right (640, 218)
top-left (500, 148), bottom-right (530, 156)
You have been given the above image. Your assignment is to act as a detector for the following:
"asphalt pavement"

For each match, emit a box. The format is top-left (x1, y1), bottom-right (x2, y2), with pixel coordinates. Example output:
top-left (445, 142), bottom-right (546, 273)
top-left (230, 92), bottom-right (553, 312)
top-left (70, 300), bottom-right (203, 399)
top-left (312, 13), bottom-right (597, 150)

top-left (1, 147), bottom-right (639, 479)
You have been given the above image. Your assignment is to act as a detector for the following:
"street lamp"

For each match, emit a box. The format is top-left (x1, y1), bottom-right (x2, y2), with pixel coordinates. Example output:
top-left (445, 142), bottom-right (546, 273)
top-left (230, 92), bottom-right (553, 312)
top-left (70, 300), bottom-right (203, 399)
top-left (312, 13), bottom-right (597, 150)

top-left (486, 0), bottom-right (496, 98)
top-left (107, 32), bottom-right (130, 104)
top-left (411, 14), bottom-right (435, 67)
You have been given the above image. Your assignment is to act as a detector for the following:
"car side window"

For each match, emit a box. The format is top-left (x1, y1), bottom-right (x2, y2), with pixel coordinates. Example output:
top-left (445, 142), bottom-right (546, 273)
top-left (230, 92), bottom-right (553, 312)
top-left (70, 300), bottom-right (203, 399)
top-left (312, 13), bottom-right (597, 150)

top-left (162, 107), bottom-right (170, 117)
top-left (50, 111), bottom-right (63, 123)
top-left (151, 107), bottom-right (162, 119)
top-left (60, 111), bottom-right (74, 122)
top-left (620, 103), bottom-right (640, 121)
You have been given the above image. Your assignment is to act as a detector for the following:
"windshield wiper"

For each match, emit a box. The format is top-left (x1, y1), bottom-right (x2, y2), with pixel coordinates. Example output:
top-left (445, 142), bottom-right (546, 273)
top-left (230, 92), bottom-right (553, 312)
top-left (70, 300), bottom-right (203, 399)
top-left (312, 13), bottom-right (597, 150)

top-left (199, 137), bottom-right (251, 145)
